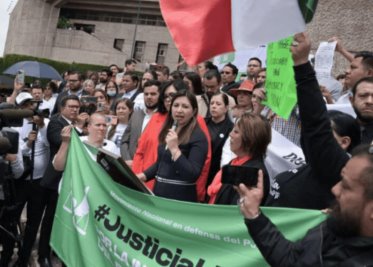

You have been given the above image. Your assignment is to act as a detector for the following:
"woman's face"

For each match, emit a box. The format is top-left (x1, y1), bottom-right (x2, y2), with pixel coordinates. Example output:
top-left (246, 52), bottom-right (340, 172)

top-left (210, 94), bottom-right (228, 120)
top-left (141, 72), bottom-right (154, 88)
top-left (106, 82), bottom-right (117, 97)
top-left (94, 91), bottom-right (107, 103)
top-left (229, 124), bottom-right (244, 155)
top-left (90, 74), bottom-right (98, 85)
top-left (172, 96), bottom-right (195, 127)
top-left (116, 101), bottom-right (132, 121)
top-left (44, 86), bottom-right (53, 97)
top-left (183, 77), bottom-right (194, 93)
top-left (163, 85), bottom-right (177, 112)
top-left (197, 63), bottom-right (207, 78)
top-left (256, 70), bottom-right (266, 84)
top-left (84, 82), bottom-right (95, 95)
top-left (252, 88), bottom-right (265, 114)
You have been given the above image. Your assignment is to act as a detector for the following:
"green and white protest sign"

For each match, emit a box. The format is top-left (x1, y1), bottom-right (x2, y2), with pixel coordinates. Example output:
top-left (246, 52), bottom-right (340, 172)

top-left (51, 131), bottom-right (326, 267)
top-left (264, 36), bottom-right (297, 119)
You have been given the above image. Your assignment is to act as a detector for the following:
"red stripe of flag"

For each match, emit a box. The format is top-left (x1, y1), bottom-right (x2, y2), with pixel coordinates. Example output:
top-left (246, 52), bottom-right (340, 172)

top-left (160, 0), bottom-right (234, 65)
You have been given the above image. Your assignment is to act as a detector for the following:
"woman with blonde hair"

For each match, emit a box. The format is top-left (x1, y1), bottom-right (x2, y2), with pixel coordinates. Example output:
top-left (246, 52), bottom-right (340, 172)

top-left (208, 113), bottom-right (271, 204)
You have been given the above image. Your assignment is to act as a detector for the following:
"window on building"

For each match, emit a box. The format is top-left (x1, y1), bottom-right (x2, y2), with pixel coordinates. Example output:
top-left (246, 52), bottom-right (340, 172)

top-left (133, 41), bottom-right (146, 62)
top-left (156, 43), bottom-right (168, 65)
top-left (114, 39), bottom-right (125, 51)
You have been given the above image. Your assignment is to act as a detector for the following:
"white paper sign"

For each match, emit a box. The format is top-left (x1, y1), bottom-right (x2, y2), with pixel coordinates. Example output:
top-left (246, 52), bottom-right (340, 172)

top-left (314, 41), bottom-right (337, 79)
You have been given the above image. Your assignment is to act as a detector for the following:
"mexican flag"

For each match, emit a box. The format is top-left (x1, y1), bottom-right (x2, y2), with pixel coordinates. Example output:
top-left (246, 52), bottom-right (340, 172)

top-left (160, 0), bottom-right (318, 65)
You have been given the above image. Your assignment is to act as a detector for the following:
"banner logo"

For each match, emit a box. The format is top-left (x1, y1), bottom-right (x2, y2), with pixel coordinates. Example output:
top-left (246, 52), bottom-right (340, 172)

top-left (63, 186), bottom-right (90, 235)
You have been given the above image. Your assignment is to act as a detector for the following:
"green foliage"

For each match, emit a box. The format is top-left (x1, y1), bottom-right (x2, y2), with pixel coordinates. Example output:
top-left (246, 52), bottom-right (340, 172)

top-left (57, 16), bottom-right (73, 29)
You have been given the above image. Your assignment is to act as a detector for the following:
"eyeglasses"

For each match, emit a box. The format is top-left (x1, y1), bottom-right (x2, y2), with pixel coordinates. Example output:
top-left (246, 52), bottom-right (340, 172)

top-left (67, 105), bottom-right (80, 110)
top-left (164, 93), bottom-right (176, 99)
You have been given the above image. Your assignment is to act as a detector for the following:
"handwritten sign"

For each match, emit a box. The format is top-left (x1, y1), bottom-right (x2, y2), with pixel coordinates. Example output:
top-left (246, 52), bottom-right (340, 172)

top-left (264, 36), bottom-right (296, 119)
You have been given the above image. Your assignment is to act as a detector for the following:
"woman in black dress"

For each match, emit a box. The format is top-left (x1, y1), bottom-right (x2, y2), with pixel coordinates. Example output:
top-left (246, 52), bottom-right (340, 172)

top-left (137, 90), bottom-right (208, 202)
top-left (205, 93), bottom-right (233, 189)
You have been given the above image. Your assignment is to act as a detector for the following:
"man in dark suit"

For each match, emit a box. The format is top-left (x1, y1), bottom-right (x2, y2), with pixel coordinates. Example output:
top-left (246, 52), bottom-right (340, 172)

top-left (51, 70), bottom-right (89, 115)
top-left (220, 62), bottom-right (240, 93)
top-left (38, 95), bottom-right (87, 267)
top-left (120, 80), bottom-right (160, 166)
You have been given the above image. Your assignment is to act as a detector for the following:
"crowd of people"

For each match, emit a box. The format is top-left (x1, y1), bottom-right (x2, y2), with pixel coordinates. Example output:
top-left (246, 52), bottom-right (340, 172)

top-left (0, 33), bottom-right (372, 266)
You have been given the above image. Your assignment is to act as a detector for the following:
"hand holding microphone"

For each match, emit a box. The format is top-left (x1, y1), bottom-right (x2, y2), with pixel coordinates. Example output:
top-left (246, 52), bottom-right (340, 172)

top-left (165, 120), bottom-right (178, 151)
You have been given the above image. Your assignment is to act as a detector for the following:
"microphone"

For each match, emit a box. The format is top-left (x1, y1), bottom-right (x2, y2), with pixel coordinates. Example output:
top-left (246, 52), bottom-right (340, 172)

top-left (165, 120), bottom-right (178, 150)
top-left (0, 109), bottom-right (34, 120)
top-left (0, 109), bottom-right (34, 128)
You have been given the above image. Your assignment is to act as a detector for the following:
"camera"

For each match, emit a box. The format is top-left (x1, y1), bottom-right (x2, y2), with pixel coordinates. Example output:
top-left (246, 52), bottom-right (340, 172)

top-left (105, 115), bottom-right (118, 125)
top-left (30, 99), bottom-right (50, 118)
top-left (0, 103), bottom-right (30, 156)
top-left (0, 129), bottom-right (19, 156)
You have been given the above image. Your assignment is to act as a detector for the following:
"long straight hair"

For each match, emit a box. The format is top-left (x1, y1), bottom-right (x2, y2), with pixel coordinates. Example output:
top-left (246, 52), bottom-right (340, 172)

top-left (158, 90), bottom-right (198, 145)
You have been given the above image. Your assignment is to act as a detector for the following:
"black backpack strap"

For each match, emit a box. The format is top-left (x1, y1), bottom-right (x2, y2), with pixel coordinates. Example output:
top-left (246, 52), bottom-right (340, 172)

top-left (130, 89), bottom-right (141, 102)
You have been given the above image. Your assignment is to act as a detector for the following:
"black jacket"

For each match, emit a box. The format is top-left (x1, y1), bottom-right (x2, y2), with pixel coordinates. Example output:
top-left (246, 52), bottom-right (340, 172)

top-left (205, 115), bottom-right (234, 187)
top-left (265, 62), bottom-right (349, 209)
top-left (40, 115), bottom-right (83, 190)
top-left (246, 213), bottom-right (373, 267)
top-left (144, 125), bottom-right (208, 202)
top-left (40, 115), bottom-right (69, 190)
top-left (246, 62), bottom-right (373, 267)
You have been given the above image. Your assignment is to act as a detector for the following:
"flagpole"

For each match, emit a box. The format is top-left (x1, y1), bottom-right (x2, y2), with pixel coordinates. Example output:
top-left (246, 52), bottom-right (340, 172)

top-left (131, 0), bottom-right (142, 61)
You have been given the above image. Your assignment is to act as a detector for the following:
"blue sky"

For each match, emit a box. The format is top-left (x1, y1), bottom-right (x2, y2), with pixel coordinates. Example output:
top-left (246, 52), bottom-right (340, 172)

top-left (0, 0), bottom-right (18, 56)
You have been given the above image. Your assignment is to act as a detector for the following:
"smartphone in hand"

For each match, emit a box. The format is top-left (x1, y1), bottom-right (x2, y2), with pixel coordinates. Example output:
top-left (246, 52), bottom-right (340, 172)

top-left (16, 69), bottom-right (25, 84)
top-left (80, 96), bottom-right (97, 104)
top-left (105, 115), bottom-right (118, 125)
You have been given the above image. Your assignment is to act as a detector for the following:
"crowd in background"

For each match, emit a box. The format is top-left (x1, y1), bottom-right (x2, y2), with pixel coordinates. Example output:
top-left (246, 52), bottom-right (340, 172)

top-left (0, 34), bottom-right (372, 266)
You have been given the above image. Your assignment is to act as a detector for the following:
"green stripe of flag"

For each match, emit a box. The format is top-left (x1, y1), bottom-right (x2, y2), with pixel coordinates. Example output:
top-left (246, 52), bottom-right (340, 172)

top-left (298, 0), bottom-right (318, 23)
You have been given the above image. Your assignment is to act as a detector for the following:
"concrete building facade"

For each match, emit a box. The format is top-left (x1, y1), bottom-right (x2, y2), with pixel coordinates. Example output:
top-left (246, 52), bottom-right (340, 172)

top-left (4, 0), bottom-right (373, 72)
top-left (4, 0), bottom-right (181, 70)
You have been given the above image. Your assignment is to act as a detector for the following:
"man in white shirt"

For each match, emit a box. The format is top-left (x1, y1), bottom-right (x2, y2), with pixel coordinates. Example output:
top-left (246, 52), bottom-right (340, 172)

top-left (120, 72), bottom-right (144, 111)
top-left (336, 52), bottom-right (373, 104)
top-left (11, 92), bottom-right (50, 266)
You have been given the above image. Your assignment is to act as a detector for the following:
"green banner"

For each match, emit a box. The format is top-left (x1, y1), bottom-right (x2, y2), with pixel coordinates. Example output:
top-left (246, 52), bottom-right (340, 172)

top-left (51, 131), bottom-right (326, 267)
top-left (264, 36), bottom-right (297, 119)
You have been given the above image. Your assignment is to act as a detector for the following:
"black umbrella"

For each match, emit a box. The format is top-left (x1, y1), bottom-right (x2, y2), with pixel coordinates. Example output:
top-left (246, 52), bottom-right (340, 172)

top-left (3, 61), bottom-right (62, 80)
